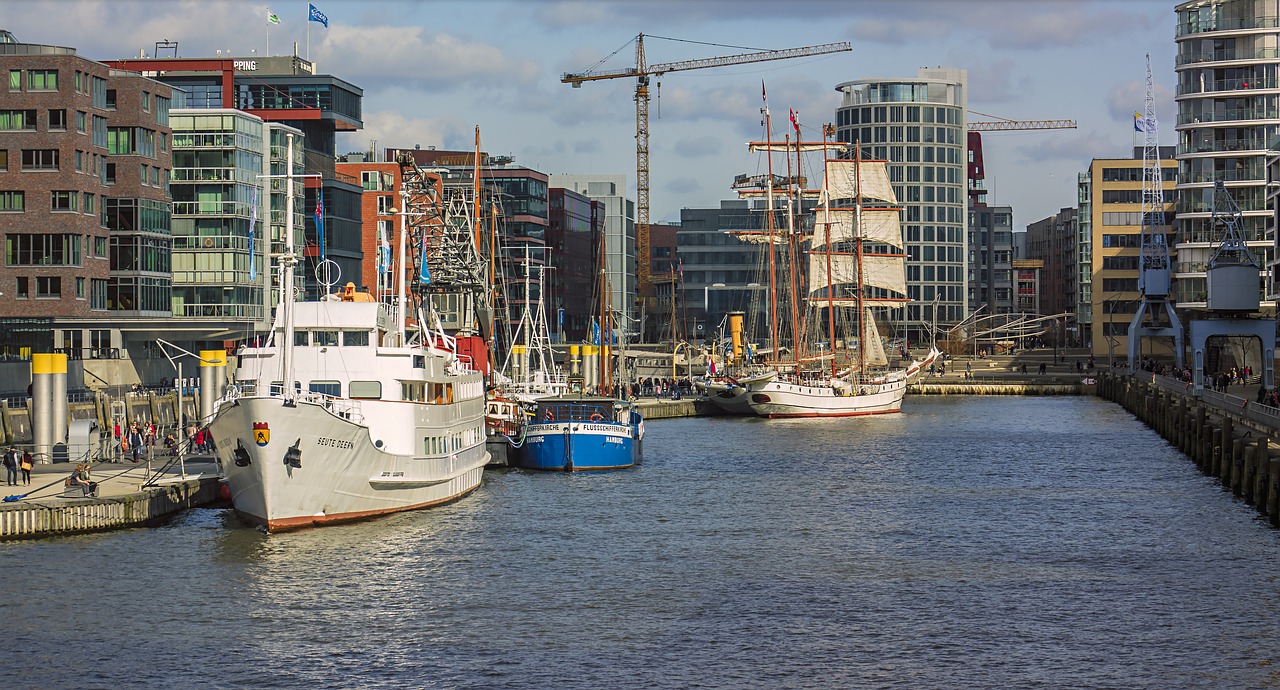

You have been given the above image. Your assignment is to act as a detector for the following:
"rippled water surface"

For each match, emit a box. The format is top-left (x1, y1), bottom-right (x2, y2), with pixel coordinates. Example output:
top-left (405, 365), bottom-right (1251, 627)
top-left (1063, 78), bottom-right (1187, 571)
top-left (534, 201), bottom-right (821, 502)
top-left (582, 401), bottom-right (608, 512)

top-left (5, 397), bottom-right (1280, 688)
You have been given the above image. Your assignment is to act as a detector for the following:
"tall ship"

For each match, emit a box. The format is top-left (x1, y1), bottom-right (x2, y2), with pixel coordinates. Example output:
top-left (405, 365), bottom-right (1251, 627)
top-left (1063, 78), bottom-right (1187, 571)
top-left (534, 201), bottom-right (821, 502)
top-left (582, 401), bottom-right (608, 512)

top-left (708, 87), bottom-right (934, 418)
top-left (209, 136), bottom-right (488, 530)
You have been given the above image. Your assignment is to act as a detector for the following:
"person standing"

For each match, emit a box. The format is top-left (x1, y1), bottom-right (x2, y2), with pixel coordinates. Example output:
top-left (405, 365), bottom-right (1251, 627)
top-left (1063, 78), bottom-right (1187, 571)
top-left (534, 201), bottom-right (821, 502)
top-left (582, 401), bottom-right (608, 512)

top-left (127, 423), bottom-right (144, 463)
top-left (19, 449), bottom-right (32, 486)
top-left (2, 447), bottom-right (17, 486)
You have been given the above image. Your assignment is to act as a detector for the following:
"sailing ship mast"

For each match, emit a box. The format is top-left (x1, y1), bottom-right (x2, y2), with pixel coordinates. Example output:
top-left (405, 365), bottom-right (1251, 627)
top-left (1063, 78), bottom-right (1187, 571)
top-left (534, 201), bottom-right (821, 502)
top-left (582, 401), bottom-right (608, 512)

top-left (280, 133), bottom-right (298, 399)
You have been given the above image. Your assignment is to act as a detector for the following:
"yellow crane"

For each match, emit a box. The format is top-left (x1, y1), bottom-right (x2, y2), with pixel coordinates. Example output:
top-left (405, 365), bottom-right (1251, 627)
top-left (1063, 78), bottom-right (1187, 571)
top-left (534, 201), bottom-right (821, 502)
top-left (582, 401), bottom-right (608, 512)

top-left (562, 34), bottom-right (851, 317)
top-left (967, 110), bottom-right (1077, 132)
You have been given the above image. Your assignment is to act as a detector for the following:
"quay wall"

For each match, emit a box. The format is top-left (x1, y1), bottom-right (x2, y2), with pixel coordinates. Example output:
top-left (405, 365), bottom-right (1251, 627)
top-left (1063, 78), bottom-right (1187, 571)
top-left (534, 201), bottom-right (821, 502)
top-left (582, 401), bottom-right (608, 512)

top-left (0, 477), bottom-right (222, 540)
top-left (910, 381), bottom-right (1083, 396)
top-left (1097, 373), bottom-right (1280, 526)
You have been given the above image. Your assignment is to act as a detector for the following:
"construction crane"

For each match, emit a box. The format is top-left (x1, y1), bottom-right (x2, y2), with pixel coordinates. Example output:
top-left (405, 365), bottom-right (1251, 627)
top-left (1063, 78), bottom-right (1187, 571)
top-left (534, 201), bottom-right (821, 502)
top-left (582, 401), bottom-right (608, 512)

top-left (561, 34), bottom-right (851, 319)
top-left (964, 111), bottom-right (1076, 207)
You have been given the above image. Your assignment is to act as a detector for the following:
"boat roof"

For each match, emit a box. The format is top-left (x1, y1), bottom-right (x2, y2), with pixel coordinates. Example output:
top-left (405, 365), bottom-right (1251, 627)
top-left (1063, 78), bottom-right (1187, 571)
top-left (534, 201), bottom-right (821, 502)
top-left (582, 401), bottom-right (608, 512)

top-left (534, 394), bottom-right (629, 405)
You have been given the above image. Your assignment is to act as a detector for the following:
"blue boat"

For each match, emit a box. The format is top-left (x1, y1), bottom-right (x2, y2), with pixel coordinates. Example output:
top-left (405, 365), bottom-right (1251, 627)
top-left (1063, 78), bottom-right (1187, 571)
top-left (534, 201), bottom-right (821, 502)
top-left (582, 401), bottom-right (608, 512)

top-left (517, 395), bottom-right (643, 471)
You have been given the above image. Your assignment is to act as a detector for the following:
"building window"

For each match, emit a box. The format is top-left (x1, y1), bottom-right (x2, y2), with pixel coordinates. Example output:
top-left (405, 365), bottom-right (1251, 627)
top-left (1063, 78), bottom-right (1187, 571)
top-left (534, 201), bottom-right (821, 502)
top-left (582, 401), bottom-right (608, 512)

top-left (90, 278), bottom-right (107, 309)
top-left (0, 150), bottom-right (6, 171)
top-left (0, 110), bottom-right (36, 131)
top-left (7, 70), bottom-right (19, 91)
top-left (76, 110), bottom-right (86, 133)
top-left (74, 150), bottom-right (84, 172)
top-left (94, 237), bottom-right (107, 257)
top-left (76, 277), bottom-right (85, 299)
top-left (362, 171), bottom-right (381, 191)
top-left (83, 193), bottom-right (94, 214)
top-left (36, 276), bottom-right (61, 298)
top-left (15, 277), bottom-right (27, 299)
top-left (27, 69), bottom-right (57, 91)
top-left (21, 149), bottom-right (58, 171)
top-left (141, 91), bottom-right (150, 112)
top-left (105, 88), bottom-right (116, 109)
top-left (377, 195), bottom-right (393, 214)
top-left (0, 191), bottom-right (22, 212)
top-left (51, 190), bottom-right (77, 212)
top-left (49, 109), bottom-right (66, 131)
top-left (7, 233), bottom-right (82, 266)
top-left (105, 162), bottom-right (115, 184)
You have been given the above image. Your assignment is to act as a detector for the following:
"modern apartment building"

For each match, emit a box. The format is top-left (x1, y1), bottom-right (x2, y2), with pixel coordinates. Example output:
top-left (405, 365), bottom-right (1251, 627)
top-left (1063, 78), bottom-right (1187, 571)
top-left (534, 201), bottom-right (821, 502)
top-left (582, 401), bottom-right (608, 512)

top-left (1174, 0), bottom-right (1276, 307)
top-left (547, 187), bottom-right (603, 343)
top-left (0, 30), bottom-right (174, 358)
top-left (169, 110), bottom-right (304, 328)
top-left (1026, 207), bottom-right (1078, 334)
top-left (1080, 151), bottom-right (1178, 361)
top-left (106, 54), bottom-right (364, 301)
top-left (548, 175), bottom-right (637, 342)
top-left (833, 67), bottom-right (969, 342)
top-left (968, 205), bottom-right (1015, 316)
top-left (676, 200), bottom-right (769, 345)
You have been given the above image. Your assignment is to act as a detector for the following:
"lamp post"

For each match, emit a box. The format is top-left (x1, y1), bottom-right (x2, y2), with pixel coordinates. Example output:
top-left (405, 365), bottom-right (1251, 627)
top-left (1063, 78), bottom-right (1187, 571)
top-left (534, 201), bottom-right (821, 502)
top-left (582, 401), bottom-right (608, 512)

top-left (155, 339), bottom-right (221, 480)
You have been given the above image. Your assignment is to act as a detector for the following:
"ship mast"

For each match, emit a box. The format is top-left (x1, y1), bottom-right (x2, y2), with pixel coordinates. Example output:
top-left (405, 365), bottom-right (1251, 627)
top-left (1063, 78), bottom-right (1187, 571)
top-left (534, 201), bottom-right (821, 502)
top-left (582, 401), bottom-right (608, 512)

top-left (785, 131), bottom-right (804, 366)
top-left (762, 85), bottom-right (780, 367)
top-left (822, 125), bottom-right (837, 378)
top-left (280, 133), bottom-right (297, 400)
top-left (855, 139), bottom-right (865, 381)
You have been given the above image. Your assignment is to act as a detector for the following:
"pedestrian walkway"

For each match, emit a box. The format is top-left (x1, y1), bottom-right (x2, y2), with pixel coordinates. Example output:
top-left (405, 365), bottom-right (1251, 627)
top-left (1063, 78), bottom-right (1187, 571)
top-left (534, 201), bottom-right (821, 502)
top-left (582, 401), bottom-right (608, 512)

top-left (3, 455), bottom-right (220, 502)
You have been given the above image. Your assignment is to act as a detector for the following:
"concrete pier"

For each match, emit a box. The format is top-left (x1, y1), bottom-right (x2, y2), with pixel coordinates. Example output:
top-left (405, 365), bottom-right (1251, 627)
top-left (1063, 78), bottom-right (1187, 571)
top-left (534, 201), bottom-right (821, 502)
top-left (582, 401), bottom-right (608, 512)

top-left (0, 458), bottom-right (223, 540)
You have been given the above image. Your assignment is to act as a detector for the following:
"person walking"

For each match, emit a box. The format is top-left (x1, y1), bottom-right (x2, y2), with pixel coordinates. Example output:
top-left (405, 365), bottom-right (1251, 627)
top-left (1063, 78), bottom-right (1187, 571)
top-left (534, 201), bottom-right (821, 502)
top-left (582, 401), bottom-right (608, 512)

top-left (2, 447), bottom-right (17, 486)
top-left (127, 423), bottom-right (144, 463)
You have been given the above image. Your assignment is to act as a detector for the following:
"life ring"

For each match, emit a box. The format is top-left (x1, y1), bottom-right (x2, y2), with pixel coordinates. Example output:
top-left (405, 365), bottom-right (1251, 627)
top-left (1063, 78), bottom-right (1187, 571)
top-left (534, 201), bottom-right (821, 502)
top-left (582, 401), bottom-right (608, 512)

top-left (203, 237), bottom-right (214, 248)
top-left (589, 413), bottom-right (604, 422)
top-left (543, 409), bottom-right (554, 421)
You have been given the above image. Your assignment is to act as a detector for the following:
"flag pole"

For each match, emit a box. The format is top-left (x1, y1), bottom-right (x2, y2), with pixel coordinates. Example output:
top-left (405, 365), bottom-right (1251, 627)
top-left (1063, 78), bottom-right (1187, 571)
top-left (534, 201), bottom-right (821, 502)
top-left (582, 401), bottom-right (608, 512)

top-left (306, 5), bottom-right (310, 61)
top-left (266, 7), bottom-right (270, 56)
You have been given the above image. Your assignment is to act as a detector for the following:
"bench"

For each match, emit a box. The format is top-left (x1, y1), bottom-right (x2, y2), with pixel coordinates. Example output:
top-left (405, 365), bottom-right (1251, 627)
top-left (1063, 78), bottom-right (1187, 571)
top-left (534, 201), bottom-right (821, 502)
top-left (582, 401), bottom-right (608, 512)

top-left (60, 477), bottom-right (97, 498)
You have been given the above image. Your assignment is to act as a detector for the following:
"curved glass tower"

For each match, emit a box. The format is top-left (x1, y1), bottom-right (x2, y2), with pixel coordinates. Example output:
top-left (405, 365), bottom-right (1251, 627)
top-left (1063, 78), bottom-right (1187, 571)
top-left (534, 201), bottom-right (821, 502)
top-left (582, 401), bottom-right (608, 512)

top-left (833, 67), bottom-right (968, 344)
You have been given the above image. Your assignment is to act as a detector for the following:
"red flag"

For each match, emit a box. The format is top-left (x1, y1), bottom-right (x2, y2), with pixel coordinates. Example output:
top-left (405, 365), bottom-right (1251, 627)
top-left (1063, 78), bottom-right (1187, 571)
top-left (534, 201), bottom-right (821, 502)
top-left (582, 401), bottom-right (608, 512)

top-left (789, 108), bottom-right (799, 133)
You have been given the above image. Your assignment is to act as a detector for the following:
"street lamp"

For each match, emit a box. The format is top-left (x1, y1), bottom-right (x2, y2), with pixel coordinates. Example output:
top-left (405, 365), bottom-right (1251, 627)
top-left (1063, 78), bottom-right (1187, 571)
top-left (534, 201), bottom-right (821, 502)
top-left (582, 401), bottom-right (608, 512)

top-left (155, 339), bottom-right (220, 480)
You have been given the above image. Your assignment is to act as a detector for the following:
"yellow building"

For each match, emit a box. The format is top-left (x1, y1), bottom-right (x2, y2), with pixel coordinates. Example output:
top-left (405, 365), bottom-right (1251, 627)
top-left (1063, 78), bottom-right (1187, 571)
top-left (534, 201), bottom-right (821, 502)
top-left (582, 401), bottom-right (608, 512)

top-left (1083, 151), bottom-right (1178, 364)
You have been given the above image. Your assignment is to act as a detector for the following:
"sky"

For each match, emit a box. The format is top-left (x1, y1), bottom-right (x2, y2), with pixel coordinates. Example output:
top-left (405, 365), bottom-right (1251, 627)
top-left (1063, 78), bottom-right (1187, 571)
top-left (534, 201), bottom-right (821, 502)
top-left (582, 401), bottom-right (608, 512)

top-left (5, 0), bottom-right (1179, 228)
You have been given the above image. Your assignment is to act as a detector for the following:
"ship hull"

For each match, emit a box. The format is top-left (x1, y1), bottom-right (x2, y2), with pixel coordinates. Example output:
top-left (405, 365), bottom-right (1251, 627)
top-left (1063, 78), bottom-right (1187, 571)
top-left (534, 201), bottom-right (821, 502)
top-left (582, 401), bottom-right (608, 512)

top-left (518, 422), bottom-right (640, 471)
top-left (746, 376), bottom-right (906, 418)
top-left (210, 396), bottom-right (487, 531)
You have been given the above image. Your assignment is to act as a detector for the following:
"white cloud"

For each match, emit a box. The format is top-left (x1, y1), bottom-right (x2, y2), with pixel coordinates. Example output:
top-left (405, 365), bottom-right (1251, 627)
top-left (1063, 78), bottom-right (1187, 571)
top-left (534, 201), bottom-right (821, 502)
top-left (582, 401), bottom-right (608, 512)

top-left (313, 24), bottom-right (537, 91)
top-left (663, 176), bottom-right (704, 195)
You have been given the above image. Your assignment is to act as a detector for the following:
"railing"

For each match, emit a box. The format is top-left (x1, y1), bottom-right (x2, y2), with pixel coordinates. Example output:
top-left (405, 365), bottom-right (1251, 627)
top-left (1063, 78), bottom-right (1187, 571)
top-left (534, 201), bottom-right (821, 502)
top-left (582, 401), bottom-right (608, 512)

top-left (1177, 47), bottom-right (1280, 65)
top-left (1178, 15), bottom-right (1280, 36)
top-left (1176, 77), bottom-right (1279, 96)
top-left (1178, 108), bottom-right (1280, 125)
top-left (1149, 371), bottom-right (1280, 429)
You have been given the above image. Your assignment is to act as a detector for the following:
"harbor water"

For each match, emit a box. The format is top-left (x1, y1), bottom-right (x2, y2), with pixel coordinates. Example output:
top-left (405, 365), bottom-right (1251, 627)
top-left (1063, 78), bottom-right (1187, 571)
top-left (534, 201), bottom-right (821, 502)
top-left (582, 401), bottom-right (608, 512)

top-left (5, 396), bottom-right (1280, 688)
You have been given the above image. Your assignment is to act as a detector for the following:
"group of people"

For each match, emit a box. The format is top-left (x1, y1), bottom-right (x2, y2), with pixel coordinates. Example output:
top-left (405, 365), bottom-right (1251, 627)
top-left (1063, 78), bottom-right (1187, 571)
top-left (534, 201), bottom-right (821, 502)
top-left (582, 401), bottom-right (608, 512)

top-left (3, 446), bottom-right (32, 487)
top-left (111, 420), bottom-right (212, 461)
top-left (627, 378), bottom-right (691, 401)
top-left (65, 463), bottom-right (95, 497)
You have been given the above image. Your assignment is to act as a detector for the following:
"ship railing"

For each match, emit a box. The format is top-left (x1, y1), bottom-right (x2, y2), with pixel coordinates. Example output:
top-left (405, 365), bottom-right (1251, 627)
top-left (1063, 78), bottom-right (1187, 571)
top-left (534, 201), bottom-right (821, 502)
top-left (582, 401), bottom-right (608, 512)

top-left (297, 392), bottom-right (366, 425)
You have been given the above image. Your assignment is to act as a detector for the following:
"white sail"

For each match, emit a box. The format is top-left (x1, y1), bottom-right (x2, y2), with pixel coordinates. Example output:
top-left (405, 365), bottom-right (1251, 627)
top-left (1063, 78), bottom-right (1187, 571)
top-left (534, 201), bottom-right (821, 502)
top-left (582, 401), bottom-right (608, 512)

top-left (818, 209), bottom-right (904, 249)
top-left (805, 296), bottom-right (909, 308)
top-left (862, 309), bottom-right (889, 367)
top-left (808, 253), bottom-right (907, 297)
top-left (826, 159), bottom-right (897, 204)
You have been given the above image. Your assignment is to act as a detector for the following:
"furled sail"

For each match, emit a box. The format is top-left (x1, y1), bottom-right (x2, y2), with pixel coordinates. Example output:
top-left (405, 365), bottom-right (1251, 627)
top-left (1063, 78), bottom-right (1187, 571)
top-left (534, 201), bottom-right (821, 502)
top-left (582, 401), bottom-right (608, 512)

top-left (826, 159), bottom-right (897, 204)
top-left (816, 209), bottom-right (904, 249)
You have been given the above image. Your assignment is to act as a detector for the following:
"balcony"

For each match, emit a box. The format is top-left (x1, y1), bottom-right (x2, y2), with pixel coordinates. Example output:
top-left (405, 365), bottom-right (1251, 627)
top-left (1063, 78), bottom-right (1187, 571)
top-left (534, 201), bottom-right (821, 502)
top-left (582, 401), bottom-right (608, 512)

top-left (1177, 47), bottom-right (1280, 65)
top-left (1178, 15), bottom-right (1280, 37)
top-left (1177, 77), bottom-right (1279, 96)
top-left (1178, 108), bottom-right (1280, 125)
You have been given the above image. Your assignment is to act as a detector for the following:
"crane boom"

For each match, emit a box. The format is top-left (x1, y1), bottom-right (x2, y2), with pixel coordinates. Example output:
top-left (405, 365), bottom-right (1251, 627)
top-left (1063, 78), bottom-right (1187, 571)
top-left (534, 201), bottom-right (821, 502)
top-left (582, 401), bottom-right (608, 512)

top-left (968, 119), bottom-right (1077, 131)
top-left (561, 34), bottom-right (851, 335)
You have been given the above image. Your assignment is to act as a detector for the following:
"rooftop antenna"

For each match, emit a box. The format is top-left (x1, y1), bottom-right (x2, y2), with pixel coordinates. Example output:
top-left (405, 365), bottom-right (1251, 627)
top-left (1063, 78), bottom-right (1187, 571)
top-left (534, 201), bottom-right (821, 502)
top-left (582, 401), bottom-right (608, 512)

top-left (154, 40), bottom-right (178, 58)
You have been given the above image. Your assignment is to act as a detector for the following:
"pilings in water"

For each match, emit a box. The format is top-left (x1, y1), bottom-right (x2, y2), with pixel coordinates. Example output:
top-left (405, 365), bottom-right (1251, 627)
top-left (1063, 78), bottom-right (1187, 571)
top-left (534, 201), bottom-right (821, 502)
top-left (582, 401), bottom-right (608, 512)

top-left (1097, 373), bottom-right (1280, 526)
top-left (910, 381), bottom-right (1083, 396)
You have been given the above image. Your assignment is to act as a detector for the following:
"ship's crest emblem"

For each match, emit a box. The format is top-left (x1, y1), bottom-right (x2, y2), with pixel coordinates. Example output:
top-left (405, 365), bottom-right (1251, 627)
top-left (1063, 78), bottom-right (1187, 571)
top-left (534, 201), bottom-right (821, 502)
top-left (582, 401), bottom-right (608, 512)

top-left (253, 422), bottom-right (270, 446)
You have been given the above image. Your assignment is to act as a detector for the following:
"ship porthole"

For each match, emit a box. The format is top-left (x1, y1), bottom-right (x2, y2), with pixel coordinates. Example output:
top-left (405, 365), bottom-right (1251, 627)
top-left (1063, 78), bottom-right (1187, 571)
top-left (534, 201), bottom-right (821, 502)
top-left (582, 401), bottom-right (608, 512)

top-left (374, 439), bottom-right (384, 449)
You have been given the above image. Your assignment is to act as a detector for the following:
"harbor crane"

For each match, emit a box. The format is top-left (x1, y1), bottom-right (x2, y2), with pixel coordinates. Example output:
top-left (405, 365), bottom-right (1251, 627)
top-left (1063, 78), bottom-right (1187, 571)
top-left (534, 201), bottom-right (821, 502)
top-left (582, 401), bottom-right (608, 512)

top-left (561, 34), bottom-right (851, 314)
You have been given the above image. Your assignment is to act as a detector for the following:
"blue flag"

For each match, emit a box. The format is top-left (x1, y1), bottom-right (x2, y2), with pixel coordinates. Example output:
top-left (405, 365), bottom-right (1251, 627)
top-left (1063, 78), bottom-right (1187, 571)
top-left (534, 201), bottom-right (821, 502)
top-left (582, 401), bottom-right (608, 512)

top-left (309, 3), bottom-right (328, 27)
top-left (419, 232), bottom-right (431, 284)
top-left (592, 318), bottom-right (600, 346)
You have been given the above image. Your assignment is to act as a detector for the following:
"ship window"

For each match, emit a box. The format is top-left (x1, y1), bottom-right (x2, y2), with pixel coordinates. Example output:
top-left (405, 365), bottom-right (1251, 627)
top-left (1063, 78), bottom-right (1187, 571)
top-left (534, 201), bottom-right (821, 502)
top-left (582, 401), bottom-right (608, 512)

top-left (412, 355), bottom-right (425, 368)
top-left (350, 380), bottom-right (381, 399)
top-left (313, 330), bottom-right (338, 346)
top-left (293, 331), bottom-right (308, 346)
top-left (429, 382), bottom-right (444, 403)
top-left (309, 381), bottom-right (340, 397)
top-left (342, 330), bottom-right (369, 346)
top-left (401, 381), bottom-right (425, 402)
top-left (269, 381), bottom-right (284, 396)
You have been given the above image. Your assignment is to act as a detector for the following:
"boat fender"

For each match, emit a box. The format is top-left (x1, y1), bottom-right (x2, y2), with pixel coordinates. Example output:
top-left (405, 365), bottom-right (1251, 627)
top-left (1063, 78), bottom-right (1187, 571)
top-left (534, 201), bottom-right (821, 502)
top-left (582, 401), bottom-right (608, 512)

top-left (218, 482), bottom-right (232, 502)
